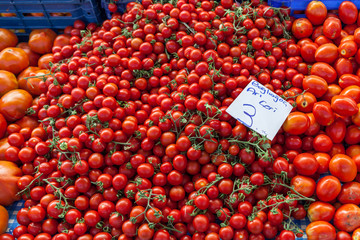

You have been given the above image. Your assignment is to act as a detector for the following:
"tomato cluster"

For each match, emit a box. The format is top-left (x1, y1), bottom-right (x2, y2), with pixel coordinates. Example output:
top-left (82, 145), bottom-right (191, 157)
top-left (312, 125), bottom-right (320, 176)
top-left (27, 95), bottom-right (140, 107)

top-left (284, 1), bottom-right (360, 239)
top-left (1, 0), bottom-right (360, 240)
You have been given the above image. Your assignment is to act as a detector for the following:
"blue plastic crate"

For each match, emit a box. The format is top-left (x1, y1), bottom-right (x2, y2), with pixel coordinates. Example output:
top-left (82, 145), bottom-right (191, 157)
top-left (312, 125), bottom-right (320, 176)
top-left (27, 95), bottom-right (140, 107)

top-left (0, 0), bottom-right (104, 39)
top-left (269, 0), bottom-right (360, 18)
top-left (101, 0), bottom-right (142, 18)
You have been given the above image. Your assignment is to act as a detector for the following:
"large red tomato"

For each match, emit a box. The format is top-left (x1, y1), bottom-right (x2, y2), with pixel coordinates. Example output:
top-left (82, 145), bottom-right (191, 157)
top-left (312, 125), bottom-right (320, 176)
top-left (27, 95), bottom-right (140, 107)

top-left (53, 34), bottom-right (71, 47)
top-left (306, 221), bottom-right (336, 240)
top-left (17, 66), bottom-right (40, 92)
top-left (334, 204), bottom-right (360, 232)
top-left (282, 112), bottom-right (310, 135)
top-left (293, 153), bottom-right (319, 176)
top-left (316, 176), bottom-right (341, 202)
top-left (0, 160), bottom-right (22, 206)
top-left (290, 175), bottom-right (316, 198)
top-left (301, 43), bottom-right (318, 63)
top-left (345, 125), bottom-right (360, 145)
top-left (329, 154), bottom-right (357, 182)
top-left (0, 70), bottom-right (17, 97)
top-left (0, 28), bottom-right (18, 51)
top-left (0, 89), bottom-right (33, 122)
top-left (302, 75), bottom-right (328, 98)
top-left (310, 62), bottom-right (337, 84)
top-left (339, 1), bottom-right (358, 24)
top-left (307, 202), bottom-right (335, 222)
top-left (331, 95), bottom-right (358, 117)
top-left (315, 43), bottom-right (338, 64)
top-left (0, 47), bottom-right (29, 75)
top-left (38, 53), bottom-right (54, 69)
top-left (339, 74), bottom-right (360, 89)
top-left (312, 101), bottom-right (335, 126)
top-left (314, 153), bottom-right (331, 174)
top-left (305, 1), bottom-right (327, 25)
top-left (323, 17), bottom-right (342, 39)
top-left (292, 18), bottom-right (313, 39)
top-left (28, 29), bottom-right (57, 54)
top-left (337, 182), bottom-right (360, 205)
top-left (296, 92), bottom-right (317, 113)
top-left (16, 42), bottom-right (40, 67)
top-left (341, 85), bottom-right (360, 103)
top-left (0, 205), bottom-right (8, 234)
top-left (334, 58), bottom-right (353, 76)
top-left (325, 118), bottom-right (346, 143)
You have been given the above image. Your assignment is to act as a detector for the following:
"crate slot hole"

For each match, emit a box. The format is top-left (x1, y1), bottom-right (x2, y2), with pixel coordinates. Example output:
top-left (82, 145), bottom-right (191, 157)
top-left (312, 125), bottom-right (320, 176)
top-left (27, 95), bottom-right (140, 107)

top-left (0, 13), bottom-right (16, 17)
top-left (23, 13), bottom-right (44, 17)
top-left (49, 12), bottom-right (72, 17)
top-left (21, 12), bottom-right (72, 17)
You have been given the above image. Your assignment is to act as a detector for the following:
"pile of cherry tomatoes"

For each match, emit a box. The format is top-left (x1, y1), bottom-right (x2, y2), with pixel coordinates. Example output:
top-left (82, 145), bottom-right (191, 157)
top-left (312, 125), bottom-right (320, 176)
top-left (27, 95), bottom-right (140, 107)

top-left (1, 0), bottom-right (360, 240)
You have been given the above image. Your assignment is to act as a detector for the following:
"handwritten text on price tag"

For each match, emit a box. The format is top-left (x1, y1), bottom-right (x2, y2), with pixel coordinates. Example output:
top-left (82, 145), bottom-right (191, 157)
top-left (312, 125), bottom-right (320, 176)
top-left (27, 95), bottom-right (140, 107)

top-left (226, 80), bottom-right (293, 140)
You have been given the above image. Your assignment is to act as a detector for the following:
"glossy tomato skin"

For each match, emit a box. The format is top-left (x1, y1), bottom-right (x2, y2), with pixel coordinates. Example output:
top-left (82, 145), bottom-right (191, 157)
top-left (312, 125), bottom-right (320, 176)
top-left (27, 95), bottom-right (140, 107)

top-left (315, 43), bottom-right (338, 64)
top-left (0, 89), bottom-right (33, 122)
top-left (0, 205), bottom-right (8, 234)
top-left (345, 125), bottom-right (360, 145)
top-left (307, 202), bottom-right (335, 222)
top-left (0, 28), bottom-right (18, 51)
top-left (293, 153), bottom-right (319, 176)
top-left (310, 62), bottom-right (337, 84)
top-left (336, 231), bottom-right (352, 240)
top-left (352, 153), bottom-right (360, 171)
top-left (301, 43), bottom-right (318, 63)
top-left (305, 1), bottom-right (327, 25)
top-left (0, 70), bottom-right (17, 97)
top-left (316, 176), bottom-right (341, 202)
top-left (296, 92), bottom-right (317, 113)
top-left (338, 40), bottom-right (357, 58)
top-left (313, 133), bottom-right (333, 152)
top-left (0, 47), bottom-right (29, 75)
top-left (334, 204), bottom-right (360, 232)
top-left (314, 153), bottom-right (331, 174)
top-left (339, 74), bottom-right (360, 89)
top-left (334, 58), bottom-right (353, 76)
top-left (16, 42), bottom-right (40, 67)
top-left (321, 84), bottom-right (342, 102)
top-left (337, 182), bottom-right (360, 205)
top-left (323, 17), bottom-right (342, 39)
top-left (28, 29), bottom-right (57, 54)
top-left (341, 85), bottom-right (360, 103)
top-left (312, 101), bottom-right (335, 126)
top-left (329, 154), bottom-right (357, 182)
top-left (331, 95), bottom-right (359, 117)
top-left (292, 18), bottom-right (313, 39)
top-left (339, 1), bottom-right (358, 24)
top-left (302, 75), bottom-right (328, 98)
top-left (306, 221), bottom-right (336, 240)
top-left (282, 112), bottom-right (310, 135)
top-left (291, 175), bottom-right (316, 198)
top-left (18, 67), bottom-right (40, 92)
top-left (325, 118), bottom-right (346, 143)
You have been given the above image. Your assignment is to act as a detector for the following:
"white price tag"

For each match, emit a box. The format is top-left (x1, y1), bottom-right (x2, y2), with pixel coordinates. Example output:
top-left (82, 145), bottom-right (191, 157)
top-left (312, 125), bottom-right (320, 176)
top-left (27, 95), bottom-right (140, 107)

top-left (226, 80), bottom-right (293, 140)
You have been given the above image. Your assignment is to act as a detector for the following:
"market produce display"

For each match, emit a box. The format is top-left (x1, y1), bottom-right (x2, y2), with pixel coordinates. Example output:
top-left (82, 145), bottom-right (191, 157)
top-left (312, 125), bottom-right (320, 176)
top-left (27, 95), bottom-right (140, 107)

top-left (0, 0), bottom-right (360, 239)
